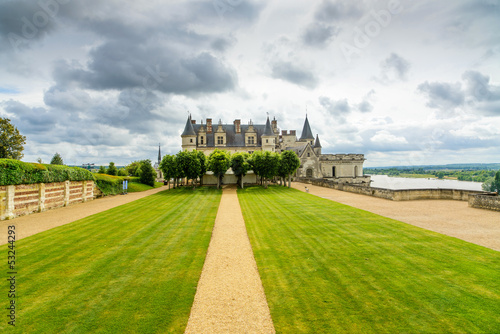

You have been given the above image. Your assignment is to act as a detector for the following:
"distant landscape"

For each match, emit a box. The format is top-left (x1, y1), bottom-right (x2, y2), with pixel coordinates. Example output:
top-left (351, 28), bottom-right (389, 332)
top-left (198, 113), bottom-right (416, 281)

top-left (365, 163), bottom-right (500, 184)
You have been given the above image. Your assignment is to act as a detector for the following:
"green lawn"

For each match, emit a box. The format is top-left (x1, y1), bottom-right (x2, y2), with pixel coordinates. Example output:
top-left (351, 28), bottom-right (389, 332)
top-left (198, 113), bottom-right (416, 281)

top-left (127, 181), bottom-right (164, 192)
top-left (2, 187), bottom-right (221, 333)
top-left (238, 186), bottom-right (500, 334)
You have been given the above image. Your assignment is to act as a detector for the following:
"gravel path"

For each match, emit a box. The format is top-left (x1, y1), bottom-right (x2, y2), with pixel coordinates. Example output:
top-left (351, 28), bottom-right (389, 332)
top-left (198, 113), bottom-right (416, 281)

top-left (185, 186), bottom-right (275, 334)
top-left (293, 182), bottom-right (500, 251)
top-left (0, 186), bottom-right (168, 245)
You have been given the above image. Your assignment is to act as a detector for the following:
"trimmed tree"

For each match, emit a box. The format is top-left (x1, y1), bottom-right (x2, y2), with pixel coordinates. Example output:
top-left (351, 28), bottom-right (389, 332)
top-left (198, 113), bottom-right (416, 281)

top-left (50, 152), bottom-right (64, 165)
top-left (160, 155), bottom-right (178, 189)
top-left (176, 150), bottom-right (201, 189)
top-left (279, 150), bottom-right (301, 188)
top-left (196, 150), bottom-right (207, 186)
top-left (98, 165), bottom-right (106, 173)
top-left (0, 117), bottom-right (26, 160)
top-left (250, 151), bottom-right (279, 188)
top-left (139, 159), bottom-right (156, 186)
top-left (231, 152), bottom-right (250, 189)
top-left (125, 160), bottom-right (142, 176)
top-left (207, 149), bottom-right (230, 189)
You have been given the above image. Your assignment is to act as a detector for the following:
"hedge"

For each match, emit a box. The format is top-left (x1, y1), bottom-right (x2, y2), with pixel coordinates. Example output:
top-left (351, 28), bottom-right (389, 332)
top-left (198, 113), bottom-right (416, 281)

top-left (0, 159), bottom-right (94, 186)
top-left (93, 173), bottom-right (125, 196)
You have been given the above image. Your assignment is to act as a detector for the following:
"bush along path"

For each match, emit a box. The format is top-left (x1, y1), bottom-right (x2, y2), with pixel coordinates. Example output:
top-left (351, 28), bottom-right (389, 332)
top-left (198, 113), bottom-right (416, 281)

top-left (185, 186), bottom-right (275, 333)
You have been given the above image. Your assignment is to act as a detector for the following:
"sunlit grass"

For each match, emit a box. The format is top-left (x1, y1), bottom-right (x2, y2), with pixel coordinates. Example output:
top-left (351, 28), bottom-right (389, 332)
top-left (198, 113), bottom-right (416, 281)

top-left (238, 186), bottom-right (500, 333)
top-left (1, 187), bottom-right (221, 333)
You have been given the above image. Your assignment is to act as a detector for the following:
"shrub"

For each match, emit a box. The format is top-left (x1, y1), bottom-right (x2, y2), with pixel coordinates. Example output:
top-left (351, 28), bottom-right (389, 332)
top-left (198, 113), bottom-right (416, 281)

top-left (93, 173), bottom-right (123, 196)
top-left (107, 162), bottom-right (117, 176)
top-left (0, 159), bottom-right (94, 186)
top-left (139, 159), bottom-right (156, 187)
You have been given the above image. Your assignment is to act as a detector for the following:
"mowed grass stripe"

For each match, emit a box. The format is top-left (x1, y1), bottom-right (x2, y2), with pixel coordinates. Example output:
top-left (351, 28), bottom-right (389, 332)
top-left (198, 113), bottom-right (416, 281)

top-left (2, 187), bottom-right (221, 334)
top-left (238, 186), bottom-right (500, 334)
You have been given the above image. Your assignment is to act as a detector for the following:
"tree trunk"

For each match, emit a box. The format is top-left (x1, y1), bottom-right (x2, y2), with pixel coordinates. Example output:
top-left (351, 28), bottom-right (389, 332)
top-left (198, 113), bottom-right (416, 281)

top-left (217, 175), bottom-right (220, 190)
top-left (241, 176), bottom-right (244, 189)
top-left (288, 174), bottom-right (291, 188)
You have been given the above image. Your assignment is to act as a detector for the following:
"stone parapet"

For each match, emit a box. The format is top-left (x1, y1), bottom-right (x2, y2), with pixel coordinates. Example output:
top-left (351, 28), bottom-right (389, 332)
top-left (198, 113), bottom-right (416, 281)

top-left (0, 181), bottom-right (95, 220)
top-left (302, 178), bottom-right (488, 202)
top-left (468, 193), bottom-right (500, 212)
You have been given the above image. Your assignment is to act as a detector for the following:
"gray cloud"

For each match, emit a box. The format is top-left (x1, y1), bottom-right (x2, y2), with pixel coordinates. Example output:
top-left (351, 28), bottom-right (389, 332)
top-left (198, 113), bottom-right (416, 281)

top-left (302, 22), bottom-right (340, 47)
top-left (418, 70), bottom-right (500, 116)
top-left (417, 81), bottom-right (464, 111)
top-left (271, 61), bottom-right (318, 89)
top-left (314, 0), bottom-right (364, 22)
top-left (380, 53), bottom-right (410, 81)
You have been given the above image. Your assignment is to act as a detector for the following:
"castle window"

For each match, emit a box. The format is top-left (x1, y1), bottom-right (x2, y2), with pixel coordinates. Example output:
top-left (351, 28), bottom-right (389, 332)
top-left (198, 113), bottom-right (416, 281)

top-left (217, 136), bottom-right (224, 145)
top-left (200, 136), bottom-right (204, 144)
top-left (248, 137), bottom-right (254, 144)
top-left (190, 139), bottom-right (193, 143)
top-left (266, 139), bottom-right (268, 143)
top-left (307, 153), bottom-right (310, 157)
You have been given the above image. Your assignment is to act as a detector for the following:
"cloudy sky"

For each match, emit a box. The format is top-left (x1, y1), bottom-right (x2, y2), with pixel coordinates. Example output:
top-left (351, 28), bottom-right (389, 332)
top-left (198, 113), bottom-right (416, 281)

top-left (0, 0), bottom-right (499, 167)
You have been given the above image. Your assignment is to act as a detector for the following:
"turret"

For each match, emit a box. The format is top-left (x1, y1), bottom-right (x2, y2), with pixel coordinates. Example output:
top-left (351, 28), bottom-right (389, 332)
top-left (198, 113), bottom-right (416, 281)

top-left (181, 115), bottom-right (197, 151)
top-left (314, 134), bottom-right (322, 155)
top-left (261, 116), bottom-right (275, 152)
top-left (299, 115), bottom-right (315, 146)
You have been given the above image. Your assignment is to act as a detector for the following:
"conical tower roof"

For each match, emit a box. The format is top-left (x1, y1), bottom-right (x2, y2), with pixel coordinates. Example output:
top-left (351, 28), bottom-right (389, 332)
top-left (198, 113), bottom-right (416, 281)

top-left (314, 134), bottom-right (322, 148)
top-left (299, 115), bottom-right (314, 140)
top-left (181, 115), bottom-right (196, 136)
top-left (263, 116), bottom-right (274, 136)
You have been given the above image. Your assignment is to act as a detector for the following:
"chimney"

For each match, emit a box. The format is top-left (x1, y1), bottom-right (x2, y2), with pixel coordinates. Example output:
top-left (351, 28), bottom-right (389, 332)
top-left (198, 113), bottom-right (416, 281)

top-left (234, 119), bottom-right (241, 133)
top-left (191, 119), bottom-right (196, 124)
top-left (281, 130), bottom-right (287, 135)
top-left (206, 118), bottom-right (212, 133)
top-left (290, 130), bottom-right (296, 136)
top-left (272, 117), bottom-right (277, 132)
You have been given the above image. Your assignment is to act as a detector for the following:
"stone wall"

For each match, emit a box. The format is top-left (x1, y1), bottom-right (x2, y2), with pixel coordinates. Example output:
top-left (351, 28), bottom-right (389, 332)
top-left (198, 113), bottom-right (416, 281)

top-left (468, 193), bottom-right (500, 212)
top-left (0, 180), bottom-right (95, 220)
top-left (303, 178), bottom-right (488, 202)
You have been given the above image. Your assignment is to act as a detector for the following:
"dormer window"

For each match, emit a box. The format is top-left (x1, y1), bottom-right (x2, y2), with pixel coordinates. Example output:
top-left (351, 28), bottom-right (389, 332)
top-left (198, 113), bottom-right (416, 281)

top-left (217, 136), bottom-right (224, 145)
top-left (248, 137), bottom-right (254, 144)
top-left (200, 136), bottom-right (204, 144)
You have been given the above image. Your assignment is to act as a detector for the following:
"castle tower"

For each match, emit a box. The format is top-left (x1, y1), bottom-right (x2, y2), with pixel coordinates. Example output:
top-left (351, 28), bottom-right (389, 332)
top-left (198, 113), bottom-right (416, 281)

top-left (314, 134), bottom-right (322, 156)
top-left (261, 116), bottom-right (275, 152)
top-left (157, 143), bottom-right (162, 165)
top-left (181, 115), bottom-right (197, 151)
top-left (299, 115), bottom-right (315, 146)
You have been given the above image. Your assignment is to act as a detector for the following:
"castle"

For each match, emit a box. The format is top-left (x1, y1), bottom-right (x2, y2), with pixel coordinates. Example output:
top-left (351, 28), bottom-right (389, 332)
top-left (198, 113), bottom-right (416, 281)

top-left (180, 115), bottom-right (370, 184)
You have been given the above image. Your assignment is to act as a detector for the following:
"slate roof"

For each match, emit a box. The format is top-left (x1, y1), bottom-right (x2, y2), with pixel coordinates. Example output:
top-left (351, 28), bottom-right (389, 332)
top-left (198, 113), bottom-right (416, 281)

top-left (181, 115), bottom-right (196, 136)
top-left (192, 123), bottom-right (270, 147)
top-left (314, 134), bottom-right (322, 148)
top-left (263, 117), bottom-right (274, 136)
top-left (299, 115), bottom-right (314, 140)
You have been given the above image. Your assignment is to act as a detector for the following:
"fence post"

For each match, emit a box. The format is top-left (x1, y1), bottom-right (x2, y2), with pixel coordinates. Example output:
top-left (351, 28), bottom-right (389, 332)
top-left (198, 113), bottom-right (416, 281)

top-left (64, 181), bottom-right (70, 207)
top-left (82, 181), bottom-right (87, 202)
top-left (5, 185), bottom-right (15, 220)
top-left (38, 183), bottom-right (46, 212)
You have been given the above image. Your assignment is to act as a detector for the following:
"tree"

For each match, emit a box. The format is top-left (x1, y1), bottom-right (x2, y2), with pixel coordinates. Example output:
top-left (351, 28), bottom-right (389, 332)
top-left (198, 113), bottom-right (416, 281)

top-left (107, 162), bottom-right (117, 176)
top-left (0, 118), bottom-right (26, 159)
top-left (436, 171), bottom-right (445, 179)
top-left (483, 170), bottom-right (500, 192)
top-left (250, 151), bottom-right (279, 188)
top-left (37, 158), bottom-right (43, 164)
top-left (231, 152), bottom-right (250, 189)
top-left (50, 152), bottom-right (64, 165)
top-left (125, 161), bottom-right (142, 176)
top-left (196, 150), bottom-right (207, 186)
top-left (160, 155), bottom-right (178, 189)
top-left (117, 168), bottom-right (128, 176)
top-left (176, 150), bottom-right (201, 189)
top-left (279, 150), bottom-right (301, 187)
top-left (139, 159), bottom-right (156, 186)
top-left (98, 165), bottom-right (106, 173)
top-left (207, 149), bottom-right (230, 189)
